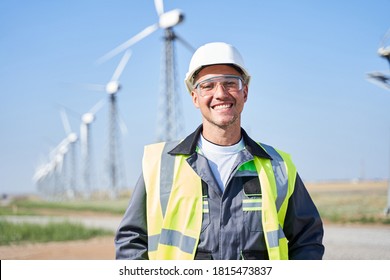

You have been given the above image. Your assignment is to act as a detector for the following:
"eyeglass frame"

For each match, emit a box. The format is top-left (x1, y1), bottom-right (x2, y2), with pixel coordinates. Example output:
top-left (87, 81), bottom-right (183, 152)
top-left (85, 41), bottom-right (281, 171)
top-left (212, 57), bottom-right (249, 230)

top-left (192, 75), bottom-right (245, 97)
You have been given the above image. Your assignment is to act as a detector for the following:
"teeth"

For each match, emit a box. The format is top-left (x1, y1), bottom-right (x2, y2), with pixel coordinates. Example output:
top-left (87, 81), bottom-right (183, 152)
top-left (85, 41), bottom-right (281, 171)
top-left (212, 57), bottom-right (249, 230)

top-left (214, 104), bottom-right (231, 109)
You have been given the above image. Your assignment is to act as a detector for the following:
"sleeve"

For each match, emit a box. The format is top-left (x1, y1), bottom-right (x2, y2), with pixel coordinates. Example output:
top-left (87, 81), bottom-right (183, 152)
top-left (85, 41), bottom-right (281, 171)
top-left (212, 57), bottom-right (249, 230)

top-left (284, 173), bottom-right (325, 260)
top-left (115, 173), bottom-right (149, 259)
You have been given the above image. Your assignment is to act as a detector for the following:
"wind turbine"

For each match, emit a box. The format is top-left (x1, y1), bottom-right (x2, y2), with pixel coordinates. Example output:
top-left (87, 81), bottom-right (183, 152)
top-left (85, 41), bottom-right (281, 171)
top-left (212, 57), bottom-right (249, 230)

top-left (80, 99), bottom-right (105, 198)
top-left (97, 0), bottom-right (185, 64)
top-left (98, 0), bottom-right (194, 141)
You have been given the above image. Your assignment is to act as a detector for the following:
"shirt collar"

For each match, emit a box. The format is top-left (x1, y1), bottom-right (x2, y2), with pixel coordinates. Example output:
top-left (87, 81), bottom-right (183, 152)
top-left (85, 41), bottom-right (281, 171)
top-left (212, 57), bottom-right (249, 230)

top-left (168, 124), bottom-right (272, 160)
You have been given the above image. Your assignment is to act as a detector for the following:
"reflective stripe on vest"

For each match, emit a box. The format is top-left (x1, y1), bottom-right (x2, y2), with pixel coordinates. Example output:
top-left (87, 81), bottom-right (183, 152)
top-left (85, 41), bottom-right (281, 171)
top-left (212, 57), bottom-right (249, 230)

top-left (243, 198), bottom-right (262, 211)
top-left (143, 141), bottom-right (296, 260)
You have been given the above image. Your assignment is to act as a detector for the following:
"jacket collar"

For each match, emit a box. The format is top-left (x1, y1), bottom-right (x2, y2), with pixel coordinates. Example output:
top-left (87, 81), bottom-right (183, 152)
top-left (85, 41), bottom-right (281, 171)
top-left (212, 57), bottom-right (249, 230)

top-left (168, 124), bottom-right (272, 159)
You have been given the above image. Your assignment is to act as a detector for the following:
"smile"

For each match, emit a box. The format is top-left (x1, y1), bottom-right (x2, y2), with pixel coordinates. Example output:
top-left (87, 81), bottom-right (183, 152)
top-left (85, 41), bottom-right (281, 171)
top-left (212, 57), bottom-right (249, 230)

top-left (212, 104), bottom-right (233, 110)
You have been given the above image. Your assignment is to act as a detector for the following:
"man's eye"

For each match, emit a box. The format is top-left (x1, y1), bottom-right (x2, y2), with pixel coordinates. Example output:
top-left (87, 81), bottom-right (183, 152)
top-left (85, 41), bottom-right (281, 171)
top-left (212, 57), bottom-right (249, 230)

top-left (200, 82), bottom-right (214, 90)
top-left (224, 81), bottom-right (237, 88)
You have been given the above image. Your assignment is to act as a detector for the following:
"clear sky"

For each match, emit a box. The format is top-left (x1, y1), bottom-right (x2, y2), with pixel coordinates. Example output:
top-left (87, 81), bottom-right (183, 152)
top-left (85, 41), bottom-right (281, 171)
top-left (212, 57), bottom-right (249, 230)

top-left (1, 0), bottom-right (390, 195)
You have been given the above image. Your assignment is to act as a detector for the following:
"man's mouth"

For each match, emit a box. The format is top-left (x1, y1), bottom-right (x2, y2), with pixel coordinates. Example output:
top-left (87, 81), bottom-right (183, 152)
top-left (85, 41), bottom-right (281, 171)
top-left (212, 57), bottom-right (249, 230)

top-left (212, 104), bottom-right (233, 110)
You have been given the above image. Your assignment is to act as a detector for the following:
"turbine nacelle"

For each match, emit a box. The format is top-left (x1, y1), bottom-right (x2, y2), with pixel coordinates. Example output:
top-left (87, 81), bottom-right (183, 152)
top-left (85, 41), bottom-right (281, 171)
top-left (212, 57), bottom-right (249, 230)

top-left (378, 47), bottom-right (390, 58)
top-left (67, 132), bottom-right (78, 143)
top-left (159, 9), bottom-right (184, 29)
top-left (106, 80), bottom-right (121, 95)
top-left (82, 113), bottom-right (95, 124)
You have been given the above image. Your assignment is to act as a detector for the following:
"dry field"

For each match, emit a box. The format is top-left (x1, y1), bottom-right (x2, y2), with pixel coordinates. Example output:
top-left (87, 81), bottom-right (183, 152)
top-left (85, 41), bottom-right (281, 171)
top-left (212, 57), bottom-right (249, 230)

top-left (306, 179), bottom-right (387, 193)
top-left (306, 180), bottom-right (389, 224)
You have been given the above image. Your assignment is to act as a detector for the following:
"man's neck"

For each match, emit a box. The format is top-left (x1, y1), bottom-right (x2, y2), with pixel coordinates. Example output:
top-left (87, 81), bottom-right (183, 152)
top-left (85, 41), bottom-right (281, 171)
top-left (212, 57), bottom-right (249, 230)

top-left (202, 122), bottom-right (242, 146)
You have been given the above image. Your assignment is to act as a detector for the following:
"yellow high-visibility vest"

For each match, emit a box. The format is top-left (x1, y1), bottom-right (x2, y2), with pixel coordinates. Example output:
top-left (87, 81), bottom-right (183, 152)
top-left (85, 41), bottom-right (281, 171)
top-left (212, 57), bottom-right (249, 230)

top-left (142, 141), bottom-right (297, 260)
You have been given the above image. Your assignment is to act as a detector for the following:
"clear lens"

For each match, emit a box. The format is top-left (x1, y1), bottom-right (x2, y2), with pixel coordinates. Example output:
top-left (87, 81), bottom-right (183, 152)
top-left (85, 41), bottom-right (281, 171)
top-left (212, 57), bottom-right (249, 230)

top-left (194, 75), bottom-right (243, 96)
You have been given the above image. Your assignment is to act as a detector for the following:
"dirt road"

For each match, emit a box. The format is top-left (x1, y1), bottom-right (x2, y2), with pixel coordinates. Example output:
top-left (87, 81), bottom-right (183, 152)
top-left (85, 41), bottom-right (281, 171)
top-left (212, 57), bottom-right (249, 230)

top-left (0, 236), bottom-right (115, 260)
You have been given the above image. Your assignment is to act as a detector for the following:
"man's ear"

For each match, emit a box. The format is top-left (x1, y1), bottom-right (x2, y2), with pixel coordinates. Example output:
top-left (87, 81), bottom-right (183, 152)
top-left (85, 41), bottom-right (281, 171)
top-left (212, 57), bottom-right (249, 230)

top-left (243, 85), bottom-right (249, 102)
top-left (191, 91), bottom-right (200, 108)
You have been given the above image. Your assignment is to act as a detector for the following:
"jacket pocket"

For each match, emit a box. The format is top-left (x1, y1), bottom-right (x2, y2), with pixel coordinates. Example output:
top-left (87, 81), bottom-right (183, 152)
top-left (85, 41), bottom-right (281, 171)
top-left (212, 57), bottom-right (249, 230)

top-left (242, 176), bottom-right (263, 232)
top-left (243, 196), bottom-right (263, 232)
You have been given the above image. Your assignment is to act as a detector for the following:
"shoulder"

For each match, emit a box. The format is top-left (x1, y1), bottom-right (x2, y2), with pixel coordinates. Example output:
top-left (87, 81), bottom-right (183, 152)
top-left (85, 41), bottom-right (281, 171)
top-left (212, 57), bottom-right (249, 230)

top-left (143, 141), bottom-right (166, 156)
top-left (258, 142), bottom-right (292, 160)
top-left (257, 142), bottom-right (297, 173)
top-left (144, 140), bottom-right (183, 158)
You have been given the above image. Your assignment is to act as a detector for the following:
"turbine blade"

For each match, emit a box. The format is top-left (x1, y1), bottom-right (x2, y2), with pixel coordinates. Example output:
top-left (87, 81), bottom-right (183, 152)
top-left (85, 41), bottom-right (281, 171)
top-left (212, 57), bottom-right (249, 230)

top-left (89, 98), bottom-right (105, 114)
top-left (111, 49), bottom-right (132, 82)
top-left (59, 81), bottom-right (106, 92)
top-left (80, 83), bottom-right (106, 92)
top-left (118, 116), bottom-right (128, 136)
top-left (97, 23), bottom-right (159, 64)
top-left (380, 28), bottom-right (390, 48)
top-left (60, 109), bottom-right (72, 135)
top-left (366, 72), bottom-right (390, 90)
top-left (154, 0), bottom-right (165, 16)
top-left (175, 33), bottom-right (196, 52)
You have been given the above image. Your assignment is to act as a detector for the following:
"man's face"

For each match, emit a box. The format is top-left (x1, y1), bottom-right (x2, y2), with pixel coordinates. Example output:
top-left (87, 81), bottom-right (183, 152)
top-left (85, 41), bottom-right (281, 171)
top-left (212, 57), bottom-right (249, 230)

top-left (191, 64), bottom-right (248, 130)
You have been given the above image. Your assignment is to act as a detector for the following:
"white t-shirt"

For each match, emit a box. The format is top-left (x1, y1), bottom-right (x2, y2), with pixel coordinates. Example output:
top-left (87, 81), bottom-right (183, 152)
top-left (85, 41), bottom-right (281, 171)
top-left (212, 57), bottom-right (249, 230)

top-left (197, 135), bottom-right (245, 192)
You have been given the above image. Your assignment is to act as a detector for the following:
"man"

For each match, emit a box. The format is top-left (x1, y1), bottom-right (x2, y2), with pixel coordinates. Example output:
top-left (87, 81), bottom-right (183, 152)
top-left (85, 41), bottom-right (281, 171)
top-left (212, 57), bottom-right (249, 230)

top-left (115, 42), bottom-right (325, 260)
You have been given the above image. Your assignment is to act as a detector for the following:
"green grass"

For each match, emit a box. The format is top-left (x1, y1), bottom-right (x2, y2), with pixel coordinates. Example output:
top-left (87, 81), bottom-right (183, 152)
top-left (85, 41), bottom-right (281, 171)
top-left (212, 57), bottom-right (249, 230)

top-left (0, 220), bottom-right (113, 246)
top-left (0, 197), bottom-right (130, 216)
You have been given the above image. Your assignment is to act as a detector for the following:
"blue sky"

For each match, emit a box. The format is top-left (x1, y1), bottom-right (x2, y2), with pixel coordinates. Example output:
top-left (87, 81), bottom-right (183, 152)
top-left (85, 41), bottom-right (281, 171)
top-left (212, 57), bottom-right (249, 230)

top-left (1, 0), bottom-right (390, 195)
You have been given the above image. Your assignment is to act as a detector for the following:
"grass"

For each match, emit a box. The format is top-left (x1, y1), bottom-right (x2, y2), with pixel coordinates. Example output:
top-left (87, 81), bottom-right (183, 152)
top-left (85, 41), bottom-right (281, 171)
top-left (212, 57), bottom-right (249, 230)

top-left (0, 196), bottom-right (130, 216)
top-left (0, 220), bottom-right (113, 246)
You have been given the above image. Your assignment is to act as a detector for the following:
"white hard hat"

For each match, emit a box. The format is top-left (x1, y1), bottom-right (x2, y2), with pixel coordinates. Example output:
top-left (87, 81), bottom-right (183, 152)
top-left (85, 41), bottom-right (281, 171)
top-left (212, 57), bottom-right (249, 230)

top-left (184, 42), bottom-right (251, 93)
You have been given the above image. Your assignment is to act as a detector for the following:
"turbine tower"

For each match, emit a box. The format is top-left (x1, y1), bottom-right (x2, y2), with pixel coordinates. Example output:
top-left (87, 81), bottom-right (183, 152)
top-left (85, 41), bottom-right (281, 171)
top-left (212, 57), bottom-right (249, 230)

top-left (59, 109), bottom-right (78, 198)
top-left (157, 19), bottom-right (182, 141)
top-left (102, 50), bottom-right (132, 198)
top-left (80, 99), bottom-right (105, 197)
top-left (98, 0), bottom-right (194, 141)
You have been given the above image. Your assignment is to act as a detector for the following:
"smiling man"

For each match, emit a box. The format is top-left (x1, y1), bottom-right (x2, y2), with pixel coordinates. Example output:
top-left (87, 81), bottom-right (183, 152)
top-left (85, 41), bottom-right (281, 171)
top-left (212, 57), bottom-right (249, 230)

top-left (115, 42), bottom-right (325, 260)
top-left (191, 65), bottom-right (247, 145)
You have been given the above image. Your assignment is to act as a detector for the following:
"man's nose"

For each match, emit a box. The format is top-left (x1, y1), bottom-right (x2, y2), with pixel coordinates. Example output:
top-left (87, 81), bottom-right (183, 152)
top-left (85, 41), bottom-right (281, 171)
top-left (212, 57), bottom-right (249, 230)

top-left (213, 83), bottom-right (228, 97)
